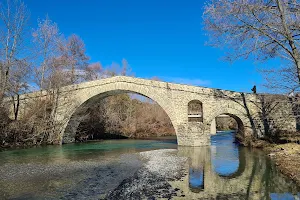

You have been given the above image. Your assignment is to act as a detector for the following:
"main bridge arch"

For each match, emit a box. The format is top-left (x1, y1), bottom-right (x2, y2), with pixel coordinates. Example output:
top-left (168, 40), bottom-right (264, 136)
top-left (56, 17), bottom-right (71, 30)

top-left (58, 80), bottom-right (178, 144)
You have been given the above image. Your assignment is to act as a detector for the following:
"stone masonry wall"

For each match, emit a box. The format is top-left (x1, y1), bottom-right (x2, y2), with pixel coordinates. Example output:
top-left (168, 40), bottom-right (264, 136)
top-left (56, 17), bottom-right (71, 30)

top-left (8, 76), bottom-right (297, 146)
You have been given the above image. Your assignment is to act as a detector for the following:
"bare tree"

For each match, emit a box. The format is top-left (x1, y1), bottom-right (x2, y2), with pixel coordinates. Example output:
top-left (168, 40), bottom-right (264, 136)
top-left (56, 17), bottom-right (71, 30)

top-left (203, 0), bottom-right (300, 84)
top-left (84, 62), bottom-right (103, 81)
top-left (8, 59), bottom-right (30, 120)
top-left (0, 0), bottom-right (29, 102)
top-left (31, 16), bottom-right (64, 138)
top-left (58, 34), bottom-right (89, 84)
top-left (103, 59), bottom-right (133, 78)
top-left (32, 15), bottom-right (61, 89)
top-left (121, 58), bottom-right (129, 76)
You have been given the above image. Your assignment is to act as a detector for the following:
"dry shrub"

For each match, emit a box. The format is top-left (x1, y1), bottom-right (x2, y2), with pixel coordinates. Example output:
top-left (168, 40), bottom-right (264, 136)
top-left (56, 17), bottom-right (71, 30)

top-left (0, 97), bottom-right (63, 148)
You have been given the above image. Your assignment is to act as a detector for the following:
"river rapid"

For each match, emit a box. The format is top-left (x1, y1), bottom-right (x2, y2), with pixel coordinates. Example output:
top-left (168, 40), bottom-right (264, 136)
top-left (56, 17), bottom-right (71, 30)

top-left (0, 132), bottom-right (299, 199)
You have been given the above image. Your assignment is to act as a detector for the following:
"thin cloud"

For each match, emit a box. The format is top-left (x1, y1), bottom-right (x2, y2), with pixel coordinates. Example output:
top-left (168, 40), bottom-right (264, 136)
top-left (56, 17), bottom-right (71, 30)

top-left (160, 76), bottom-right (211, 86)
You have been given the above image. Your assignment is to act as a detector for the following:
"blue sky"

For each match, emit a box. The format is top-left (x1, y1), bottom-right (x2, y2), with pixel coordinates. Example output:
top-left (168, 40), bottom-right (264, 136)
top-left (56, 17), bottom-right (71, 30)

top-left (25, 0), bottom-right (268, 92)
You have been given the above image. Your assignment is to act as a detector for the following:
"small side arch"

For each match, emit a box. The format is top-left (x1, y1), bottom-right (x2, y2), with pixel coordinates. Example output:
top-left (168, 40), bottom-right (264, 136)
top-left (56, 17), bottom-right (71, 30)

top-left (207, 106), bottom-right (248, 136)
top-left (212, 113), bottom-right (244, 135)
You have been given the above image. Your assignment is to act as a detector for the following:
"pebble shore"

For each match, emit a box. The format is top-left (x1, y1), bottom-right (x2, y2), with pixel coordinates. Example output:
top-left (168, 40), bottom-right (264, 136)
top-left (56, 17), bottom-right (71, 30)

top-left (105, 149), bottom-right (188, 199)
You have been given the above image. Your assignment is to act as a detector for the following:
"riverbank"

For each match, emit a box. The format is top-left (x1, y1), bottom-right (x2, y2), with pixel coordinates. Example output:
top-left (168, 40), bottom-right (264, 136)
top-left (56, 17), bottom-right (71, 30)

top-left (240, 135), bottom-right (300, 186)
top-left (265, 143), bottom-right (300, 186)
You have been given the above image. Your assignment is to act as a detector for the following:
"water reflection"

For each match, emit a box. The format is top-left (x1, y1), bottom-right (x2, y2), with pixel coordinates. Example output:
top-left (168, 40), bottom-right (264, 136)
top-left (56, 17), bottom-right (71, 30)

top-left (211, 131), bottom-right (246, 178)
top-left (178, 132), bottom-right (300, 199)
top-left (270, 193), bottom-right (300, 200)
top-left (188, 160), bottom-right (204, 192)
top-left (211, 131), bottom-right (240, 176)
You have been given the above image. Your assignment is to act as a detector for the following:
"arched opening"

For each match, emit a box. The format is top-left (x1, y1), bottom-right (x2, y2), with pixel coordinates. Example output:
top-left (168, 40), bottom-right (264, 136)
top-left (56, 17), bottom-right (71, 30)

top-left (188, 100), bottom-right (203, 123)
top-left (210, 113), bottom-right (244, 136)
top-left (63, 90), bottom-right (177, 144)
top-left (210, 113), bottom-right (246, 178)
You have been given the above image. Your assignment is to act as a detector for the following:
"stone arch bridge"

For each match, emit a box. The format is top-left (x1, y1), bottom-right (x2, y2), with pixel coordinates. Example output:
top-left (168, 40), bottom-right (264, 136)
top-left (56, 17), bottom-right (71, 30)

top-left (9, 76), bottom-right (296, 146)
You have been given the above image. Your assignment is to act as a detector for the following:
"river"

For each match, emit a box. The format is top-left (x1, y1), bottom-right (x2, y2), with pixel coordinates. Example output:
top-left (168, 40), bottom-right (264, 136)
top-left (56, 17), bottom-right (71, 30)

top-left (0, 132), bottom-right (299, 199)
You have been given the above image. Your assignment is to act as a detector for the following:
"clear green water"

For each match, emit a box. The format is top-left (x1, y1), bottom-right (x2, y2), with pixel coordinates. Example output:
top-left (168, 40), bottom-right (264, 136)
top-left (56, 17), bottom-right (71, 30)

top-left (0, 133), bottom-right (299, 199)
top-left (0, 139), bottom-right (177, 165)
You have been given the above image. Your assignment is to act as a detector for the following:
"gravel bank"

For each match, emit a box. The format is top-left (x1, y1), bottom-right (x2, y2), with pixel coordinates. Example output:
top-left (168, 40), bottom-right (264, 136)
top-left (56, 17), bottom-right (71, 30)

top-left (105, 149), bottom-right (188, 199)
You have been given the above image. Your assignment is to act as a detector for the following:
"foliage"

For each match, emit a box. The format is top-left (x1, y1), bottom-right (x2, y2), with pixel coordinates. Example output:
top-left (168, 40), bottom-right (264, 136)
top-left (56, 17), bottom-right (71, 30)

top-left (216, 117), bottom-right (238, 131)
top-left (203, 0), bottom-right (300, 93)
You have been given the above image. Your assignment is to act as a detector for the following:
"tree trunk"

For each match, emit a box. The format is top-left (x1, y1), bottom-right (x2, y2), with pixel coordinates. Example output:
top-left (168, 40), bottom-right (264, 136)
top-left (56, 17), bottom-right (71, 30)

top-left (12, 94), bottom-right (20, 120)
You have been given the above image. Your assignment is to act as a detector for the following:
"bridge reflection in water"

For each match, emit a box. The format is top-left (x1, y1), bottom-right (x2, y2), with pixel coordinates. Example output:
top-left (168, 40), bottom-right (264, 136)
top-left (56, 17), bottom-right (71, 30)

top-left (175, 132), bottom-right (300, 199)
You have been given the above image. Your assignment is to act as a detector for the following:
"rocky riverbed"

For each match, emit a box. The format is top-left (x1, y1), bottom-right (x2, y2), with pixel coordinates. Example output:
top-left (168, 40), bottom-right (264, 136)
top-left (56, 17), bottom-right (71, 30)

top-left (105, 149), bottom-right (188, 199)
top-left (0, 149), bottom-right (189, 200)
top-left (1, 137), bottom-right (300, 199)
